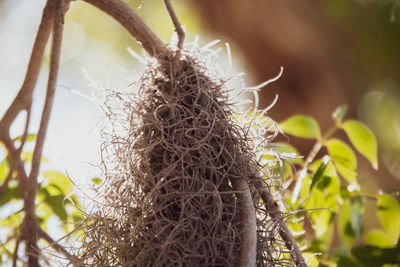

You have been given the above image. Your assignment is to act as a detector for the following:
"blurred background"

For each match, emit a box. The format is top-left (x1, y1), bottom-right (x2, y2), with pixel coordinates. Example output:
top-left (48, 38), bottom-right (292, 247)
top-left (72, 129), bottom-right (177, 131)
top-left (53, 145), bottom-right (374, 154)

top-left (1, 0), bottom-right (399, 203)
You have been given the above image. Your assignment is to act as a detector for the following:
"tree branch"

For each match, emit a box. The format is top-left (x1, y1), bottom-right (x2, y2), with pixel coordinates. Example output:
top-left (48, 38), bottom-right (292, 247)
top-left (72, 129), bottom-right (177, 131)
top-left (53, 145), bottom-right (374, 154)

top-left (164, 0), bottom-right (185, 50)
top-left (38, 227), bottom-right (74, 261)
top-left (16, 106), bottom-right (32, 155)
top-left (12, 234), bottom-right (22, 267)
top-left (0, 0), bottom-right (55, 131)
top-left (22, 1), bottom-right (65, 265)
top-left (0, 0), bottom-right (57, 201)
top-left (232, 178), bottom-right (257, 267)
top-left (26, 0), bottom-right (65, 211)
top-left (259, 185), bottom-right (307, 266)
top-left (83, 0), bottom-right (167, 58)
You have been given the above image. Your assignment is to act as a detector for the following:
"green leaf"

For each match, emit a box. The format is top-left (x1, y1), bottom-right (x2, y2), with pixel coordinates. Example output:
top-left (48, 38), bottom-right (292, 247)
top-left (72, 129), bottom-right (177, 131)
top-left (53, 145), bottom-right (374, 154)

top-left (0, 186), bottom-right (21, 206)
top-left (311, 209), bottom-right (333, 238)
top-left (377, 194), bottom-right (400, 243)
top-left (337, 257), bottom-right (364, 267)
top-left (308, 160), bottom-right (340, 194)
top-left (332, 104), bottom-right (348, 123)
top-left (316, 176), bottom-right (333, 191)
top-left (280, 115), bottom-right (321, 139)
top-left (326, 138), bottom-right (357, 184)
top-left (310, 156), bottom-right (329, 190)
top-left (306, 186), bottom-right (334, 239)
top-left (350, 195), bottom-right (364, 238)
top-left (302, 253), bottom-right (319, 267)
top-left (352, 245), bottom-right (400, 266)
top-left (0, 157), bottom-right (10, 182)
top-left (37, 215), bottom-right (50, 231)
top-left (13, 134), bottom-right (37, 142)
top-left (21, 152), bottom-right (47, 163)
top-left (0, 212), bottom-right (22, 227)
top-left (299, 175), bottom-right (312, 202)
top-left (71, 210), bottom-right (83, 222)
top-left (42, 171), bottom-right (73, 195)
top-left (323, 175), bottom-right (340, 195)
top-left (91, 177), bottom-right (102, 185)
top-left (46, 184), bottom-right (65, 196)
top-left (43, 194), bottom-right (68, 221)
top-left (342, 120), bottom-right (378, 169)
top-left (338, 201), bottom-right (355, 249)
top-left (366, 229), bottom-right (396, 248)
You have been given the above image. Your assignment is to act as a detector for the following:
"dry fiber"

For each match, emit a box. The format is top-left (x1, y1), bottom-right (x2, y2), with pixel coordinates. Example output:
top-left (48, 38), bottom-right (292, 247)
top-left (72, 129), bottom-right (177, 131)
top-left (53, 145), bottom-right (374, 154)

top-left (78, 49), bottom-right (294, 266)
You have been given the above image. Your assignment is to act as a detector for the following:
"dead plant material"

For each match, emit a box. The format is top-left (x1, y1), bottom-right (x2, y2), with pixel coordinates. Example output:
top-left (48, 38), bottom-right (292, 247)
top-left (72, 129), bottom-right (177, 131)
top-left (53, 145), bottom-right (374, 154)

top-left (77, 48), bottom-right (301, 266)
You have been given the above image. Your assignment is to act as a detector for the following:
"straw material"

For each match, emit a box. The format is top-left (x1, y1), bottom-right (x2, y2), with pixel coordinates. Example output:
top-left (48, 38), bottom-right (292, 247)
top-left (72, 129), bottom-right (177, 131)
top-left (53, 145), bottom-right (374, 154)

top-left (77, 49), bottom-right (294, 266)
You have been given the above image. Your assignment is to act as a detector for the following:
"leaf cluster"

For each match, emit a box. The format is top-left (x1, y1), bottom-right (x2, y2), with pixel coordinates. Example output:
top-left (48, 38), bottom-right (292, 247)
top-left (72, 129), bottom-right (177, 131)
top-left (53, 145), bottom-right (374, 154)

top-left (275, 105), bottom-right (399, 266)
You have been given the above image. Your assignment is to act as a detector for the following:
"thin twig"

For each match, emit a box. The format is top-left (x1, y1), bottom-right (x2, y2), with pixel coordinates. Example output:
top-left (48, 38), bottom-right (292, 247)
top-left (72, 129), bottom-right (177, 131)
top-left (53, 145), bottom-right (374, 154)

top-left (164, 0), bottom-right (185, 50)
top-left (83, 0), bottom-right (167, 58)
top-left (23, 1), bottom-right (65, 265)
top-left (38, 227), bottom-right (74, 261)
top-left (12, 234), bottom-right (22, 267)
top-left (291, 141), bottom-right (322, 203)
top-left (291, 124), bottom-right (337, 202)
top-left (27, 0), bottom-right (65, 208)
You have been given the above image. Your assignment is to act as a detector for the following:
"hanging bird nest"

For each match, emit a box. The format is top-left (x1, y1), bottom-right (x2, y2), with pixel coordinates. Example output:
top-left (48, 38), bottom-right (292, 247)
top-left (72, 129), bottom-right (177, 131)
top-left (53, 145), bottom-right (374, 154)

top-left (78, 48), bottom-right (301, 266)
top-left (76, 1), bottom-right (306, 266)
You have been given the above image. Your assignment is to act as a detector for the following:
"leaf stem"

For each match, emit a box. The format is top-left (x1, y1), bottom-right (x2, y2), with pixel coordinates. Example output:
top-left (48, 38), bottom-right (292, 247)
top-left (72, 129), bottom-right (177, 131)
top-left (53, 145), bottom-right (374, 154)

top-left (291, 124), bottom-right (338, 203)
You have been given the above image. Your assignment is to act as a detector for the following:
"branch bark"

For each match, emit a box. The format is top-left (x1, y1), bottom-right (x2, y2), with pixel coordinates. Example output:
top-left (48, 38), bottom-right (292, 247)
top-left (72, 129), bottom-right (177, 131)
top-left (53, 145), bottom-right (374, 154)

top-left (0, 0), bottom-right (56, 200)
top-left (26, 0), bottom-right (64, 210)
top-left (164, 0), bottom-right (185, 50)
top-left (12, 234), bottom-right (22, 267)
top-left (23, 1), bottom-right (65, 264)
top-left (83, 0), bottom-right (167, 58)
top-left (0, 0), bottom-right (55, 131)
top-left (232, 179), bottom-right (257, 267)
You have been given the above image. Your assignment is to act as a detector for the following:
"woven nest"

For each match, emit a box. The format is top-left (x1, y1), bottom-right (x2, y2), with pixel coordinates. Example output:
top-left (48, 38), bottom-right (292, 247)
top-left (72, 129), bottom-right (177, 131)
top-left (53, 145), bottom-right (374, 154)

top-left (77, 47), bottom-right (293, 266)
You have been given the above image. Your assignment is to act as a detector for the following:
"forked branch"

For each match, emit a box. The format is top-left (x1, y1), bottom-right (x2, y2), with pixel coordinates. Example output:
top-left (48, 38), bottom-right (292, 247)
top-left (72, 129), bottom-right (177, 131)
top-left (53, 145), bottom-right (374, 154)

top-left (23, 0), bottom-right (66, 264)
top-left (0, 0), bottom-right (56, 198)
top-left (0, 0), bottom-right (55, 130)
top-left (27, 0), bottom-right (65, 208)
